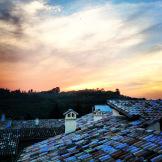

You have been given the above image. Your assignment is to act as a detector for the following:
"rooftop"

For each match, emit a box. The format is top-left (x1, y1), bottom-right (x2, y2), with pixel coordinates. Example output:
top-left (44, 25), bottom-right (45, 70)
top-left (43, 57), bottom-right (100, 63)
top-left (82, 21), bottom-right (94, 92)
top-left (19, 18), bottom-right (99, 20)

top-left (17, 99), bottom-right (162, 162)
top-left (18, 116), bottom-right (162, 162)
top-left (108, 100), bottom-right (162, 126)
top-left (0, 119), bottom-right (65, 157)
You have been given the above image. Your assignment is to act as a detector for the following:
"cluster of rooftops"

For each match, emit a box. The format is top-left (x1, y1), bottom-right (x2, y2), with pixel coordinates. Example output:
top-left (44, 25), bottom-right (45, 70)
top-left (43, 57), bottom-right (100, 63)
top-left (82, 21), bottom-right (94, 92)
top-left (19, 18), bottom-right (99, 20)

top-left (16, 99), bottom-right (162, 162)
top-left (0, 119), bottom-right (66, 158)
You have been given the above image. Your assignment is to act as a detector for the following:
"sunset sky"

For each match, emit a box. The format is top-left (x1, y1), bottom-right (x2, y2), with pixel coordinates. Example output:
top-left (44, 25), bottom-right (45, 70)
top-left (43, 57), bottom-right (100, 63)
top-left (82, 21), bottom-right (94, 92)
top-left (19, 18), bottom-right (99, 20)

top-left (0, 0), bottom-right (162, 99)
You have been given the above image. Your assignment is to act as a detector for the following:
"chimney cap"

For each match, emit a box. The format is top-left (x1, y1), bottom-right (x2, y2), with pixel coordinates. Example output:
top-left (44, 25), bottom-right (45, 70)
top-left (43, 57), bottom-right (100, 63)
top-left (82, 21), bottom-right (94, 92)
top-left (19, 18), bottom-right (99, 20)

top-left (63, 109), bottom-right (78, 116)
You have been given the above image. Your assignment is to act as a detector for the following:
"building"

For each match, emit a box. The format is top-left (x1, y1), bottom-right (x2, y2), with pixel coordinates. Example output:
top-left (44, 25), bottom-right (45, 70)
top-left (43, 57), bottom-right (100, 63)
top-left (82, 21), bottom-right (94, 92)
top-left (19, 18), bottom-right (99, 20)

top-left (18, 99), bottom-right (162, 162)
top-left (93, 105), bottom-right (112, 113)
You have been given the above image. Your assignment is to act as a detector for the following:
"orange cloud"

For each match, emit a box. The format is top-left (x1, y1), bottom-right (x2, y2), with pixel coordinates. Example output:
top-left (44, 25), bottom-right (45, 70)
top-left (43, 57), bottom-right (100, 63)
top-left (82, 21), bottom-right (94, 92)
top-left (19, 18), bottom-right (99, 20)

top-left (0, 0), bottom-right (162, 99)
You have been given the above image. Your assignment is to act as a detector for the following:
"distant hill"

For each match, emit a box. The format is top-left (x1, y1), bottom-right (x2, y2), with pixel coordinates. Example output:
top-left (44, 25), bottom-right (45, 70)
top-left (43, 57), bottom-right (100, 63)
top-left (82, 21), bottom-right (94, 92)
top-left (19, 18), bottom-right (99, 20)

top-left (0, 88), bottom-right (142, 119)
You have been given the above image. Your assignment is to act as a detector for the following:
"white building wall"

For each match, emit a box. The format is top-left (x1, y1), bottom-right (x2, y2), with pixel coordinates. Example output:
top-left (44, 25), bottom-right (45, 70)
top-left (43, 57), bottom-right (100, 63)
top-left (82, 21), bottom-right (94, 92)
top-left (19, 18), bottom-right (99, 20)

top-left (112, 109), bottom-right (123, 116)
top-left (65, 119), bottom-right (76, 134)
top-left (94, 115), bottom-right (102, 122)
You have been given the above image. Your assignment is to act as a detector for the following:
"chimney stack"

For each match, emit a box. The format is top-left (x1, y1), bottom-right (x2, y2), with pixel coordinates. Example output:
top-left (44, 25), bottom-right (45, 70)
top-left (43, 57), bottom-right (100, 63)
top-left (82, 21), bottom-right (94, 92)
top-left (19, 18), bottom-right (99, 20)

top-left (93, 110), bottom-right (103, 121)
top-left (63, 109), bottom-right (78, 134)
top-left (35, 118), bottom-right (39, 126)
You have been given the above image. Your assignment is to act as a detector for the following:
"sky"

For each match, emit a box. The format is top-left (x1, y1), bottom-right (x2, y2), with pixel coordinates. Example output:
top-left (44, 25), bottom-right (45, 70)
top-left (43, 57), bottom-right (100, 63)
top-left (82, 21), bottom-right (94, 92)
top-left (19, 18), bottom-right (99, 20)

top-left (0, 0), bottom-right (162, 99)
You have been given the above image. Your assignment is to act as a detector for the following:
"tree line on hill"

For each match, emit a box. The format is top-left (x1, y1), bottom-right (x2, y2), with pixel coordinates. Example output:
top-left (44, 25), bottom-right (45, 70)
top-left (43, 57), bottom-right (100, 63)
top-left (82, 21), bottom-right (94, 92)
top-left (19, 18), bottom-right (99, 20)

top-left (0, 87), bottom-right (142, 120)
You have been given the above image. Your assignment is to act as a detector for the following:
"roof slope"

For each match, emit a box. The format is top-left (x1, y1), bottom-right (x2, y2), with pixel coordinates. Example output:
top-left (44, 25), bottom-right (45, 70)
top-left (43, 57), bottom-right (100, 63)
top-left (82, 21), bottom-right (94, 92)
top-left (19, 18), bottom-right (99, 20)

top-left (18, 116), bottom-right (162, 162)
top-left (108, 100), bottom-right (162, 125)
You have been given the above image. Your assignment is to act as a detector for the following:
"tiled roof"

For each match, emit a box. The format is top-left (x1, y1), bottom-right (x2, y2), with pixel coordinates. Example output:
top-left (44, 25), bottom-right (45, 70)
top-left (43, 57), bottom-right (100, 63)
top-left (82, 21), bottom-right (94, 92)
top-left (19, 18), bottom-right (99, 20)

top-left (107, 100), bottom-right (162, 124)
top-left (18, 116), bottom-right (162, 162)
top-left (0, 119), bottom-right (65, 157)
top-left (17, 100), bottom-right (162, 161)
top-left (0, 132), bottom-right (19, 156)
top-left (0, 126), bottom-right (65, 157)
top-left (0, 119), bottom-right (64, 129)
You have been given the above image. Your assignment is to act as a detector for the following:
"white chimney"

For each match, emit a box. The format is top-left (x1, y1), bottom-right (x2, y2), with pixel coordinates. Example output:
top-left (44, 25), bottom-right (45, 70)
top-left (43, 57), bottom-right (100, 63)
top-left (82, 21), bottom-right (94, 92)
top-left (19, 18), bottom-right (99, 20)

top-left (35, 118), bottom-right (39, 126)
top-left (93, 110), bottom-right (103, 121)
top-left (63, 109), bottom-right (78, 134)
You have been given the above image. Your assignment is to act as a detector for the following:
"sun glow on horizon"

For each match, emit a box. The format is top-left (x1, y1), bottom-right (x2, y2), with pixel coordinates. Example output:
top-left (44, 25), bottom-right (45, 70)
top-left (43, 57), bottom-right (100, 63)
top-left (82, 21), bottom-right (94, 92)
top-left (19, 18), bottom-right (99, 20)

top-left (0, 0), bottom-right (162, 99)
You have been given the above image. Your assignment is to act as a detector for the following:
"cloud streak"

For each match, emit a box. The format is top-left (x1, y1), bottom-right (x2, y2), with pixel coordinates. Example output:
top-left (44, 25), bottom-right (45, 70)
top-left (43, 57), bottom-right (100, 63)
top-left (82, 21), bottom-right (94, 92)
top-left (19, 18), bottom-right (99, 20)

top-left (0, 0), bottom-right (162, 98)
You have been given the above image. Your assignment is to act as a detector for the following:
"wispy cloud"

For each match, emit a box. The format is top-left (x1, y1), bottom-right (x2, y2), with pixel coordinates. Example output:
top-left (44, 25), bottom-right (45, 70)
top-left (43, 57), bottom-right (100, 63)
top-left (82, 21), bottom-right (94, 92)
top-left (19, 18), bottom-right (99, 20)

top-left (0, 0), bottom-right (162, 98)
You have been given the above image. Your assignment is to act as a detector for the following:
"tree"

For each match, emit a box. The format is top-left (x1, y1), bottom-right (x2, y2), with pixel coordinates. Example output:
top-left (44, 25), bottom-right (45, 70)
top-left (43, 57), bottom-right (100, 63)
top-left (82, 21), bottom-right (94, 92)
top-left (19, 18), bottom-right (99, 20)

top-left (49, 87), bottom-right (60, 93)
top-left (115, 89), bottom-right (120, 96)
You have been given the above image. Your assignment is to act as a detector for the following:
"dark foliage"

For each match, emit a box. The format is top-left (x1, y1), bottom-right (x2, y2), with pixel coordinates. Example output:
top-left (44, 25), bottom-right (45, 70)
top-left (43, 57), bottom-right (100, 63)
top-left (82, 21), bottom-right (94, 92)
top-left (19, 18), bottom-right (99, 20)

top-left (0, 88), bottom-right (139, 119)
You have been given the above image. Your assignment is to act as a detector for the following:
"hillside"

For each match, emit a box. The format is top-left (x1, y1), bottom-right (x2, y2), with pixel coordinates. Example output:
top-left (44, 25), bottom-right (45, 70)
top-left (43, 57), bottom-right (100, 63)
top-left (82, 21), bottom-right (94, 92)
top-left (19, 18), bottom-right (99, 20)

top-left (0, 88), bottom-right (140, 119)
